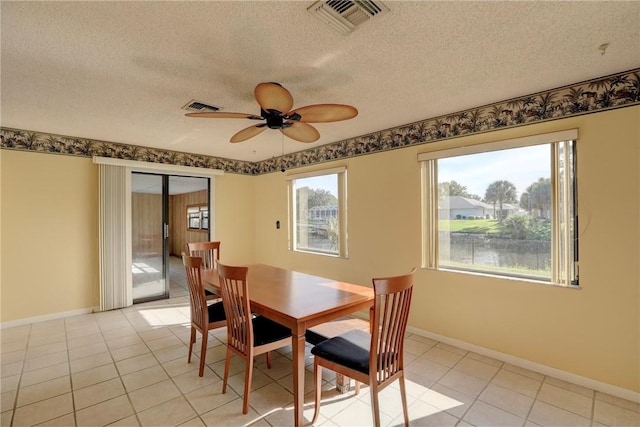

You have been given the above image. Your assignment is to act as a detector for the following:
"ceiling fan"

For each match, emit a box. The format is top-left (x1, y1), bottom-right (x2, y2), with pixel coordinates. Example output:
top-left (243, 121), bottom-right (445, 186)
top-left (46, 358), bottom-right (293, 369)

top-left (185, 82), bottom-right (358, 143)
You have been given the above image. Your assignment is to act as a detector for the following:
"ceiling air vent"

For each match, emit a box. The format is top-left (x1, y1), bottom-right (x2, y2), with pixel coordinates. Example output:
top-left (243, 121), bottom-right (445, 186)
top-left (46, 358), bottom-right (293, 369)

top-left (308, 0), bottom-right (389, 35)
top-left (181, 100), bottom-right (220, 112)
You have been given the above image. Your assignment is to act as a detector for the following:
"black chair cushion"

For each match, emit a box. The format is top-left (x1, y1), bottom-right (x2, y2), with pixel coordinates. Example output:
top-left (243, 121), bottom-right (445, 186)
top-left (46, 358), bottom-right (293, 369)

top-left (311, 329), bottom-right (371, 374)
top-left (252, 316), bottom-right (291, 346)
top-left (305, 318), bottom-right (370, 346)
top-left (205, 289), bottom-right (215, 296)
top-left (207, 301), bottom-right (226, 323)
top-left (305, 328), bottom-right (328, 346)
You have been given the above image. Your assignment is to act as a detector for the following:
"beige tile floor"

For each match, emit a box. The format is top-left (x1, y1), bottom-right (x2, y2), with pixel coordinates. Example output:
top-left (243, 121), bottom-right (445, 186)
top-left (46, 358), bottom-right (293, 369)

top-left (2, 257), bottom-right (639, 426)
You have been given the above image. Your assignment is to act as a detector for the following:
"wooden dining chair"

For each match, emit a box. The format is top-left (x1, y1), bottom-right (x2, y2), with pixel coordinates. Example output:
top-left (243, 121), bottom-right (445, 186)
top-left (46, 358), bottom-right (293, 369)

top-left (187, 241), bottom-right (221, 299)
top-left (182, 254), bottom-right (227, 377)
top-left (310, 268), bottom-right (416, 427)
top-left (217, 262), bottom-right (292, 414)
top-left (186, 241), bottom-right (221, 270)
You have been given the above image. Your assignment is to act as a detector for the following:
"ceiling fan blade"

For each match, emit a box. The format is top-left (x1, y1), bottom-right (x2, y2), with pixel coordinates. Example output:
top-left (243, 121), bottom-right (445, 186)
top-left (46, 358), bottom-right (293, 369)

top-left (185, 112), bottom-right (261, 119)
top-left (254, 82), bottom-right (294, 114)
top-left (280, 122), bottom-right (320, 143)
top-left (289, 104), bottom-right (358, 123)
top-left (230, 124), bottom-right (267, 143)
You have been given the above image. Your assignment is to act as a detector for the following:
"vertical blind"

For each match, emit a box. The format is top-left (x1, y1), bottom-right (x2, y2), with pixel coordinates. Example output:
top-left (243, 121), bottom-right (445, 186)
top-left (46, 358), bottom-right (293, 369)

top-left (98, 163), bottom-right (132, 311)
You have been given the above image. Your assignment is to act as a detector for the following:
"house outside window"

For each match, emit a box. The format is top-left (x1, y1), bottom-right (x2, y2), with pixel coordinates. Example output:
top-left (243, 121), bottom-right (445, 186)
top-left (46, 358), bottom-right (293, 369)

top-left (287, 167), bottom-right (347, 257)
top-left (420, 130), bottom-right (578, 286)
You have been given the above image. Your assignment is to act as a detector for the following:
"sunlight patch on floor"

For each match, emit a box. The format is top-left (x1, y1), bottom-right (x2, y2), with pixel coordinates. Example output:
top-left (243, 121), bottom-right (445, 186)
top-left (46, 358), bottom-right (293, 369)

top-left (132, 262), bottom-right (160, 274)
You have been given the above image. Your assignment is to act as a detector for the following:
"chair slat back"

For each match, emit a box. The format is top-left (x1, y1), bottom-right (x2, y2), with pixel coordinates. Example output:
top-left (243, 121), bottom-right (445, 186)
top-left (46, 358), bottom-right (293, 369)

top-left (370, 268), bottom-right (415, 385)
top-left (187, 241), bottom-right (221, 271)
top-left (182, 255), bottom-right (208, 330)
top-left (217, 263), bottom-right (252, 357)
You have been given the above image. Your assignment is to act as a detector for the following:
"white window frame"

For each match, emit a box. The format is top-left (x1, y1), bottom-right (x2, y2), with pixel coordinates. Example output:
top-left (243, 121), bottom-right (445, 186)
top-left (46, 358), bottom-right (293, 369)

top-left (286, 167), bottom-right (348, 258)
top-left (187, 204), bottom-right (209, 231)
top-left (418, 129), bottom-right (579, 287)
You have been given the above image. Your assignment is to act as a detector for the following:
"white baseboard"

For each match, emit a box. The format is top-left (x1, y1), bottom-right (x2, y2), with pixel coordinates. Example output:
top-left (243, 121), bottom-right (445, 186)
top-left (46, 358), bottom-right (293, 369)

top-left (406, 325), bottom-right (640, 404)
top-left (1, 307), bottom-right (98, 329)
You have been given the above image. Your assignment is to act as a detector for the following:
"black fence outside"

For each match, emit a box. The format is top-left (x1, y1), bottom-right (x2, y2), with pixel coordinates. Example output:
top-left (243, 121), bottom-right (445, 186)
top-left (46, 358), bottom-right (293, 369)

top-left (440, 233), bottom-right (551, 272)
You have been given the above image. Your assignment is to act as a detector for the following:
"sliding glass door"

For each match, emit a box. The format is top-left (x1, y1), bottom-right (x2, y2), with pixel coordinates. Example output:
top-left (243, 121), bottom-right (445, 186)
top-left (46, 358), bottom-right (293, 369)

top-left (131, 173), bottom-right (170, 303)
top-left (131, 173), bottom-right (211, 303)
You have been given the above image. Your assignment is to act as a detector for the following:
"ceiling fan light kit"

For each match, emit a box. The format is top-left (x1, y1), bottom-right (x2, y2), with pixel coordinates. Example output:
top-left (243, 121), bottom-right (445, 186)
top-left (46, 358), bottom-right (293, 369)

top-left (186, 82), bottom-right (358, 143)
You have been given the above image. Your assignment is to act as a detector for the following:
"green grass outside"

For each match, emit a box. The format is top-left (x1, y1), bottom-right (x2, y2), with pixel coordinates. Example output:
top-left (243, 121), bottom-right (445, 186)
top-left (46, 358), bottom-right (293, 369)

top-left (440, 260), bottom-right (550, 278)
top-left (438, 219), bottom-right (504, 234)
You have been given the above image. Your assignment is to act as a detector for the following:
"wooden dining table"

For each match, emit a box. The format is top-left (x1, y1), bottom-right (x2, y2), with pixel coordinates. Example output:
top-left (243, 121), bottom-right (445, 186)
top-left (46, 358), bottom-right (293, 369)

top-left (201, 263), bottom-right (374, 426)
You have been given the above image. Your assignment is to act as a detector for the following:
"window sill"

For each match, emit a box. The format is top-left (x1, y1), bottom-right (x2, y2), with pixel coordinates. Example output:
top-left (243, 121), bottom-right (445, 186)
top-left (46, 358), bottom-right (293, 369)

top-left (293, 248), bottom-right (344, 258)
top-left (425, 266), bottom-right (581, 290)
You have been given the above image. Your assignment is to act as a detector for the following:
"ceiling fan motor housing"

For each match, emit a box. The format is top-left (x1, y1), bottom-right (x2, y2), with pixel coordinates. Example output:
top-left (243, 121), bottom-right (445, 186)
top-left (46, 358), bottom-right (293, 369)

top-left (263, 108), bottom-right (287, 129)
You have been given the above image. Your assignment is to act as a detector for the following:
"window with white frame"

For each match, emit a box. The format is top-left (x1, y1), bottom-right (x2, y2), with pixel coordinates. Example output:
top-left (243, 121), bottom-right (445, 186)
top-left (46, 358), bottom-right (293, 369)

top-left (187, 205), bottom-right (208, 231)
top-left (287, 167), bottom-right (347, 257)
top-left (420, 130), bottom-right (578, 286)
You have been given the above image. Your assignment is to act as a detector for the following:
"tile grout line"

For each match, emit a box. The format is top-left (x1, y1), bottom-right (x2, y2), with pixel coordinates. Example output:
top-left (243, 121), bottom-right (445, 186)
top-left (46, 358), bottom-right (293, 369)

top-left (522, 370), bottom-right (546, 425)
top-left (8, 323), bottom-right (31, 427)
top-left (117, 303), bottom-right (182, 424)
top-left (126, 298), bottom-right (230, 426)
top-left (437, 345), bottom-right (469, 424)
top-left (450, 350), bottom-right (497, 425)
top-left (151, 308), bottom-right (216, 426)
top-left (64, 317), bottom-right (79, 427)
top-left (590, 389), bottom-right (596, 427)
top-left (132, 281), bottom-right (193, 421)
top-left (69, 311), bottom-right (163, 425)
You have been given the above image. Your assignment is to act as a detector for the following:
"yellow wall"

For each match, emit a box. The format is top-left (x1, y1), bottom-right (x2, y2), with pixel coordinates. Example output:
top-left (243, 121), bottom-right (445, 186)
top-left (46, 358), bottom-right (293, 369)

top-left (213, 172), bottom-right (256, 265)
top-left (254, 106), bottom-right (640, 393)
top-left (0, 153), bottom-right (256, 323)
top-left (1, 151), bottom-right (99, 320)
top-left (0, 106), bottom-right (638, 394)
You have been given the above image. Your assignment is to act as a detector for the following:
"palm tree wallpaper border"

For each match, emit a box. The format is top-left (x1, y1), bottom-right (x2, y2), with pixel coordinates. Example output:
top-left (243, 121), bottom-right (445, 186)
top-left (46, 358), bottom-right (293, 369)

top-left (2, 68), bottom-right (639, 175)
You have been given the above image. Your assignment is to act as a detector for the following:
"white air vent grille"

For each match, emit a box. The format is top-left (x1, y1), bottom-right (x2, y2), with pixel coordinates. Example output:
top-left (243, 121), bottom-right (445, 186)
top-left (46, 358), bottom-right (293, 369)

top-left (181, 100), bottom-right (220, 112)
top-left (308, 0), bottom-right (389, 35)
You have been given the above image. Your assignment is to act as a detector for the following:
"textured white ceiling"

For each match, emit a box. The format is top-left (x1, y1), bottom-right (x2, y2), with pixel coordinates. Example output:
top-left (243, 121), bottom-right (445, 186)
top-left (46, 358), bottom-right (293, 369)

top-left (2, 1), bottom-right (639, 162)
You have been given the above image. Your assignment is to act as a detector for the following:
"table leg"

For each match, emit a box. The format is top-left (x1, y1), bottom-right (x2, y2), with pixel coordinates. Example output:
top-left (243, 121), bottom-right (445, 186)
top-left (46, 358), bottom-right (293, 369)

top-left (292, 330), bottom-right (306, 427)
top-left (335, 373), bottom-right (353, 393)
